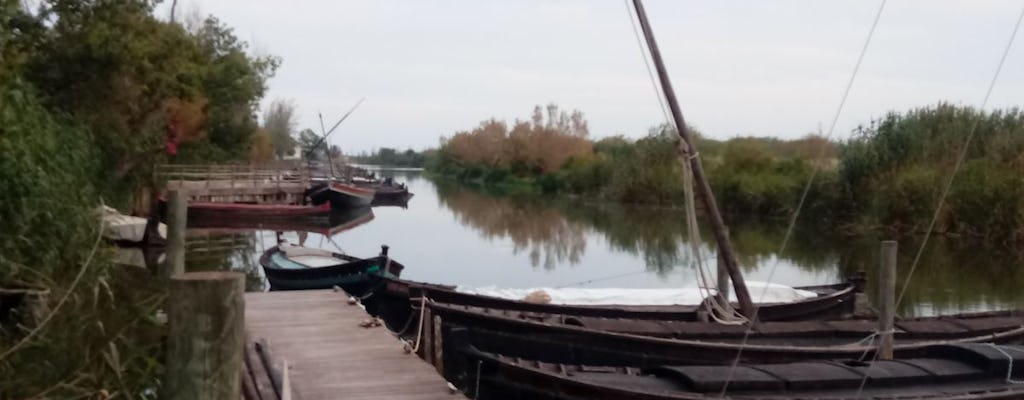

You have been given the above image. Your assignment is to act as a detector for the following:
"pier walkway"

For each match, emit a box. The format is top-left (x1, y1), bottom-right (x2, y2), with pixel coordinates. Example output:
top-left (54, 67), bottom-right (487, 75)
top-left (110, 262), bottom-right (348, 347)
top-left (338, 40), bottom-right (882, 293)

top-left (245, 290), bottom-right (459, 400)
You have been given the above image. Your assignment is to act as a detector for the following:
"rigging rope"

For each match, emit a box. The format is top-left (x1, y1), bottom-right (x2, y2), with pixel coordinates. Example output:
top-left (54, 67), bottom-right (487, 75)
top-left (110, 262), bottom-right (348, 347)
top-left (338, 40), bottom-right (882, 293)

top-left (717, 1), bottom-right (890, 396)
top-left (853, 4), bottom-right (1024, 398)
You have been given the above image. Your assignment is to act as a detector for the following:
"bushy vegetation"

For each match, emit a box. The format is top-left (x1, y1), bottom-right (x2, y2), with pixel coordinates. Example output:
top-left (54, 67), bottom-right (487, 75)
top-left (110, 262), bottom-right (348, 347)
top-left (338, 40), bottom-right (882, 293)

top-left (430, 102), bottom-right (1024, 245)
top-left (351, 147), bottom-right (433, 167)
top-left (1, 0), bottom-right (277, 396)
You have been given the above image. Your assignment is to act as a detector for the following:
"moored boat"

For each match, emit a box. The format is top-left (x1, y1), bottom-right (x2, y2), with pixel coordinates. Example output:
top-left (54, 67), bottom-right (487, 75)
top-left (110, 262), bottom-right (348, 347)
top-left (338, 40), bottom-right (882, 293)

top-left (306, 182), bottom-right (375, 210)
top-left (258, 243), bottom-right (403, 291)
top-left (446, 340), bottom-right (1024, 400)
top-left (368, 276), bottom-right (859, 323)
top-left (353, 178), bottom-right (414, 204)
top-left (420, 299), bottom-right (1024, 367)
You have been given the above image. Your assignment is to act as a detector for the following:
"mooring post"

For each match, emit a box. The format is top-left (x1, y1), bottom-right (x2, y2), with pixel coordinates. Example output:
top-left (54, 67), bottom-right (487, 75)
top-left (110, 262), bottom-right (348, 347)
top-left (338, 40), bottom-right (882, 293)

top-left (164, 189), bottom-right (188, 278)
top-left (879, 240), bottom-right (897, 360)
top-left (162, 271), bottom-right (245, 400)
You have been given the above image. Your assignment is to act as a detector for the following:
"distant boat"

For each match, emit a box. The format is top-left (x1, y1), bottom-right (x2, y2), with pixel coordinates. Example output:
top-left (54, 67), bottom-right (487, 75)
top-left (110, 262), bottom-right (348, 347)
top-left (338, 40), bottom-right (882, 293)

top-left (452, 341), bottom-right (1024, 400)
top-left (306, 182), bottom-right (375, 210)
top-left (352, 177), bottom-right (414, 204)
top-left (258, 243), bottom-right (403, 291)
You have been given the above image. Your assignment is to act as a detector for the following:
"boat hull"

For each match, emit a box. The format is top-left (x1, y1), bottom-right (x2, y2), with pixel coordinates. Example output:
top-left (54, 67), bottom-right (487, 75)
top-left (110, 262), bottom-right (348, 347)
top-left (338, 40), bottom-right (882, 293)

top-left (446, 340), bottom-right (1024, 400)
top-left (424, 301), bottom-right (1024, 368)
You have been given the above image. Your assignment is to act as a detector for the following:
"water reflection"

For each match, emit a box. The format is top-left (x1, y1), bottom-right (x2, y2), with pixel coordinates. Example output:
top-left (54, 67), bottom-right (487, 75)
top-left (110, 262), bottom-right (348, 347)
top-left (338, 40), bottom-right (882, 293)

top-left (165, 168), bottom-right (1024, 317)
top-left (434, 183), bottom-right (586, 269)
top-left (429, 178), bottom-right (1024, 316)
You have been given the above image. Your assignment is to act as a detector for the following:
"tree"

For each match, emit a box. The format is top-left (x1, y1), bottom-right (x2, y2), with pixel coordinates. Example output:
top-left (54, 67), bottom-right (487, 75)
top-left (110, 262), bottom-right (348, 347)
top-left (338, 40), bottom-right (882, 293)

top-left (298, 128), bottom-right (326, 160)
top-left (250, 128), bottom-right (273, 162)
top-left (262, 98), bottom-right (297, 159)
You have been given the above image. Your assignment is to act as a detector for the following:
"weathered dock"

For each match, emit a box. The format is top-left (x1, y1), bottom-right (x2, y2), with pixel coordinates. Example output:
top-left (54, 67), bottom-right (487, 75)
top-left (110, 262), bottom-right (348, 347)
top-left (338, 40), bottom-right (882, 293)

top-left (246, 290), bottom-right (460, 400)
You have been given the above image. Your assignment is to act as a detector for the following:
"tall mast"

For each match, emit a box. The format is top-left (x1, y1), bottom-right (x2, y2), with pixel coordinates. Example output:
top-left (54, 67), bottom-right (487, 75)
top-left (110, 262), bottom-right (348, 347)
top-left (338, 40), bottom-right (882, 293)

top-left (631, 0), bottom-right (756, 319)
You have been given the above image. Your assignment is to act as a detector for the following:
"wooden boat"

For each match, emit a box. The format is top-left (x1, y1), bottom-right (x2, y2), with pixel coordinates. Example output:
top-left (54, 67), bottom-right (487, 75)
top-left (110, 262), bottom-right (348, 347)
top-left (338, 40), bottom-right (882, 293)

top-left (352, 178), bottom-right (414, 204)
top-left (420, 300), bottom-right (1024, 367)
top-left (367, 276), bottom-right (859, 322)
top-left (446, 339), bottom-right (1024, 400)
top-left (306, 182), bottom-right (375, 210)
top-left (258, 244), bottom-right (403, 291)
top-left (186, 206), bottom-right (375, 236)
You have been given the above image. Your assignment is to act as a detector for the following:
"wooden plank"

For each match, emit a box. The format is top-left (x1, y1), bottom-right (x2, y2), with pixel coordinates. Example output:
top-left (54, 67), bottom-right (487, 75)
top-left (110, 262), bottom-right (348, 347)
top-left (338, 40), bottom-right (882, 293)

top-left (245, 291), bottom-right (455, 400)
top-left (432, 315), bottom-right (443, 375)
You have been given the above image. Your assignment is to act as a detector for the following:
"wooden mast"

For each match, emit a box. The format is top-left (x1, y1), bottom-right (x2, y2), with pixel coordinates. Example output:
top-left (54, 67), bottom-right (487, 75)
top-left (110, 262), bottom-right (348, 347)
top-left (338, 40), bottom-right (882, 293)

top-left (631, 0), bottom-right (756, 319)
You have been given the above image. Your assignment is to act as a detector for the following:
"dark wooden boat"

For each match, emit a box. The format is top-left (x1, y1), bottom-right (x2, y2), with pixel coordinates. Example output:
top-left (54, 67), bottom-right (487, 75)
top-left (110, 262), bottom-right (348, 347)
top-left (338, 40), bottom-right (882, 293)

top-left (368, 276), bottom-right (860, 322)
top-left (258, 244), bottom-right (403, 291)
top-left (418, 300), bottom-right (1024, 367)
top-left (306, 182), bottom-right (375, 210)
top-left (352, 179), bottom-right (414, 204)
top-left (446, 339), bottom-right (1024, 400)
top-left (187, 206), bottom-right (375, 235)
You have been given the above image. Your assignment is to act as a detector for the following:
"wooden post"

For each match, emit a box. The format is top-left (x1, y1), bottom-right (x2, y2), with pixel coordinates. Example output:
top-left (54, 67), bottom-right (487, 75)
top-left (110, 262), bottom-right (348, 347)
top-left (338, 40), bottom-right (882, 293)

top-left (878, 240), bottom-right (897, 360)
top-left (162, 271), bottom-right (245, 400)
top-left (631, 0), bottom-right (756, 319)
top-left (164, 189), bottom-right (188, 278)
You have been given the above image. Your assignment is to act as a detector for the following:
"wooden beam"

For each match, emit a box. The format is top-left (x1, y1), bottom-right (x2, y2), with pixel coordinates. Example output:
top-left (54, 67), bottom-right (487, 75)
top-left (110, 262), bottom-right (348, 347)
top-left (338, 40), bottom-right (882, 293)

top-left (163, 190), bottom-right (187, 279)
top-left (631, 0), bottom-right (756, 319)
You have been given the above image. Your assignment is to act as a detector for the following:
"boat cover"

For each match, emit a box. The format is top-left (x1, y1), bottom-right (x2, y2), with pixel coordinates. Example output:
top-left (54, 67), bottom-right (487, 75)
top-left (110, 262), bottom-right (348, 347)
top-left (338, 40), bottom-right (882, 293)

top-left (453, 281), bottom-right (816, 306)
top-left (97, 205), bottom-right (166, 242)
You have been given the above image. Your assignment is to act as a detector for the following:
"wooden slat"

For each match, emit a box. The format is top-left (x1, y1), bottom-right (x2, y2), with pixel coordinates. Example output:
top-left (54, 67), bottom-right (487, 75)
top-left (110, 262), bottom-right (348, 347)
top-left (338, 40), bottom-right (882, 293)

top-left (245, 290), bottom-right (456, 400)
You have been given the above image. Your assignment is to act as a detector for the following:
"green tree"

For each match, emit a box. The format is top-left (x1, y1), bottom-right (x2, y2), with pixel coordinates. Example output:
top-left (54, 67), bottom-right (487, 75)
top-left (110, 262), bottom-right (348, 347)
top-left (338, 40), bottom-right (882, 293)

top-left (263, 98), bottom-right (298, 159)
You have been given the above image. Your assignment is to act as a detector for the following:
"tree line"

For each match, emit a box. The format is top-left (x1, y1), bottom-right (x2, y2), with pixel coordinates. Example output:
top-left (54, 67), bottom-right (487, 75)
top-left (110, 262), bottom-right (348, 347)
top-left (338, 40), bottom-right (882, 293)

top-left (429, 102), bottom-right (1024, 246)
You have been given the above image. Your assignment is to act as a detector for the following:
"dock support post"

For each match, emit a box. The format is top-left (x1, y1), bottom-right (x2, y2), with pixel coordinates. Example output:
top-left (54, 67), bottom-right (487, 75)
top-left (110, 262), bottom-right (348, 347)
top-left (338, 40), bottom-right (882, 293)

top-left (878, 240), bottom-right (897, 360)
top-left (162, 271), bottom-right (245, 400)
top-left (164, 189), bottom-right (188, 278)
top-left (716, 227), bottom-right (731, 303)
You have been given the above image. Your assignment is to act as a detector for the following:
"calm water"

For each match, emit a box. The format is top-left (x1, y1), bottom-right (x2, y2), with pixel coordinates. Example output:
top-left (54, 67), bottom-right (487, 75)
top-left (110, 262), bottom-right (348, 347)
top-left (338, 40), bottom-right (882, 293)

top-left (178, 167), bottom-right (1024, 317)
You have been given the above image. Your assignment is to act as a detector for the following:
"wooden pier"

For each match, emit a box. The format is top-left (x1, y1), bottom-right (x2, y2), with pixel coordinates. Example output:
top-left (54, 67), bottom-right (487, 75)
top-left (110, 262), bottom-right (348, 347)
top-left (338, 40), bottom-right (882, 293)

top-left (245, 290), bottom-right (459, 400)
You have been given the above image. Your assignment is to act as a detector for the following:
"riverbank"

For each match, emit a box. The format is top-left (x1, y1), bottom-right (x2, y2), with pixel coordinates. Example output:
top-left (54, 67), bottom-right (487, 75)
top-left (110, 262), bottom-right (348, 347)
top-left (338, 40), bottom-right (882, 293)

top-left (429, 103), bottom-right (1024, 246)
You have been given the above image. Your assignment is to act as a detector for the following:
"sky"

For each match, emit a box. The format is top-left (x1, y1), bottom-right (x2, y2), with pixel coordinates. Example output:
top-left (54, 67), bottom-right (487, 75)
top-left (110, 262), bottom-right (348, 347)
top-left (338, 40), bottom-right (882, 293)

top-left (155, 0), bottom-right (1024, 153)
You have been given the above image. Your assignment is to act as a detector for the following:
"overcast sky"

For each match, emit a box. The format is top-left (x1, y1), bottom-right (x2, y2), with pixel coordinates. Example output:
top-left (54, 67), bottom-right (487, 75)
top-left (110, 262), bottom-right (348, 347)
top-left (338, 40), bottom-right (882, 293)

top-left (157, 0), bottom-right (1024, 153)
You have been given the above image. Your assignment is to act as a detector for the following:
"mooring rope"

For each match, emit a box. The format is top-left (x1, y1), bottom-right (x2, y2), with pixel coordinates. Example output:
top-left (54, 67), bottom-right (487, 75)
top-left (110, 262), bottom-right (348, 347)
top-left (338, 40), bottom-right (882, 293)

top-left (402, 296), bottom-right (429, 353)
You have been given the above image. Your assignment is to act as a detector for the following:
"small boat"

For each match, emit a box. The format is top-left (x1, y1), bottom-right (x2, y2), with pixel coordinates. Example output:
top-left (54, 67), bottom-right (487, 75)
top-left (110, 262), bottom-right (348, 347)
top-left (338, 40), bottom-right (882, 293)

top-left (420, 300), bottom-right (1024, 367)
top-left (368, 276), bottom-right (859, 322)
top-left (258, 243), bottom-right (403, 291)
top-left (447, 340), bottom-right (1024, 400)
top-left (306, 182), bottom-right (375, 210)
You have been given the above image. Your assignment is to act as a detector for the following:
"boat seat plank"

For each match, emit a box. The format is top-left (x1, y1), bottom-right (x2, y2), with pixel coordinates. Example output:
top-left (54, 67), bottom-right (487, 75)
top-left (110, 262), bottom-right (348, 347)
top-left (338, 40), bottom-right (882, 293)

top-left (652, 365), bottom-right (784, 392)
top-left (896, 358), bottom-right (987, 380)
top-left (751, 362), bottom-right (863, 390)
top-left (829, 360), bottom-right (934, 386)
top-left (947, 316), bottom-right (1024, 334)
top-left (895, 320), bottom-right (969, 337)
top-left (928, 343), bottom-right (1024, 379)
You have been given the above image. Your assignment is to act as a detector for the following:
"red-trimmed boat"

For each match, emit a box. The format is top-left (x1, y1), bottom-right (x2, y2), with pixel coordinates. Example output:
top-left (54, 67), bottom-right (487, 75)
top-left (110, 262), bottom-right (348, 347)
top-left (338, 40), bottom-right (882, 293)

top-left (186, 201), bottom-right (331, 220)
top-left (306, 182), bottom-right (375, 210)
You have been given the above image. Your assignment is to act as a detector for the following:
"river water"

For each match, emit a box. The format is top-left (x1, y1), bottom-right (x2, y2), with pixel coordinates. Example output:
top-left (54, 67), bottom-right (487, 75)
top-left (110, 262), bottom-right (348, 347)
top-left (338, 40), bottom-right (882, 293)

top-left (180, 167), bottom-right (1024, 317)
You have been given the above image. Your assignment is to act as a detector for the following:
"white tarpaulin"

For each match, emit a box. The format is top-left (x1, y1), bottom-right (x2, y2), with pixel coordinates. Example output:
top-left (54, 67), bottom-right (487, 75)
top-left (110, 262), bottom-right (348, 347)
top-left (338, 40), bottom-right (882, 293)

top-left (97, 205), bottom-right (166, 243)
top-left (454, 281), bottom-right (816, 306)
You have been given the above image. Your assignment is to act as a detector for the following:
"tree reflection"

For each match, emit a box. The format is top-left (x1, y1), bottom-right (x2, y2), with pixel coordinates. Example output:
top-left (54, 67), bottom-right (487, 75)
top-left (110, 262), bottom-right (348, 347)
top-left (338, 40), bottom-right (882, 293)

top-left (432, 179), bottom-right (1024, 315)
top-left (435, 182), bottom-right (586, 269)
